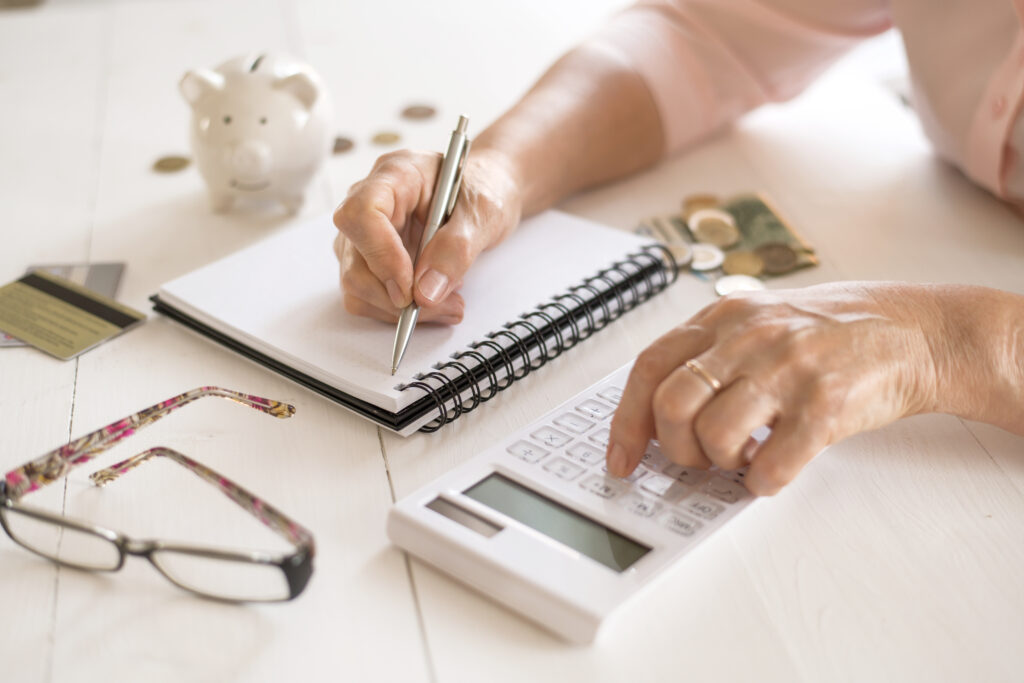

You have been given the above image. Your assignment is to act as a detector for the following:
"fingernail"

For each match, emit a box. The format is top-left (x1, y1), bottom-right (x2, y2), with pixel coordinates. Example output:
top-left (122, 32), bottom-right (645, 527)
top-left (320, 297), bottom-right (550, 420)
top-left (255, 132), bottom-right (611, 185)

top-left (607, 442), bottom-right (628, 477)
top-left (385, 279), bottom-right (405, 308)
top-left (417, 269), bottom-right (449, 303)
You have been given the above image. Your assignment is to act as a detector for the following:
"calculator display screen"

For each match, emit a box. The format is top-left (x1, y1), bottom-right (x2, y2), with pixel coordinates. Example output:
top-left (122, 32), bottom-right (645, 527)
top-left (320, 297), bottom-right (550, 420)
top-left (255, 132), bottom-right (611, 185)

top-left (463, 473), bottom-right (650, 572)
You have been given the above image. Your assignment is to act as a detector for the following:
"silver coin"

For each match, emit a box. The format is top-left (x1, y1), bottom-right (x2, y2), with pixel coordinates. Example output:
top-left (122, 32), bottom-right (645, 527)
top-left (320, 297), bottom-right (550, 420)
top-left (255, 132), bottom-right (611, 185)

top-left (689, 243), bottom-right (725, 271)
top-left (714, 274), bottom-right (766, 297)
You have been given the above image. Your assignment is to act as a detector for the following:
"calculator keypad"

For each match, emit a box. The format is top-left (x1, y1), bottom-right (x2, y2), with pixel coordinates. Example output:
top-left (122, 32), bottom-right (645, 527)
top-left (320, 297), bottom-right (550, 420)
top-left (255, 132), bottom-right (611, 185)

top-left (510, 383), bottom-right (751, 547)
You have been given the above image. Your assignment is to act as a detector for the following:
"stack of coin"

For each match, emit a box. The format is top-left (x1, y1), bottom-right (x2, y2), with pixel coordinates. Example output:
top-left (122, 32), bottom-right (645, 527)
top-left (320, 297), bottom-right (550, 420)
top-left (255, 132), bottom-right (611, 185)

top-left (722, 250), bottom-right (764, 277)
top-left (688, 208), bottom-right (740, 248)
top-left (689, 243), bottom-right (725, 271)
top-left (682, 193), bottom-right (719, 220)
top-left (755, 242), bottom-right (798, 275)
top-left (714, 274), bottom-right (765, 296)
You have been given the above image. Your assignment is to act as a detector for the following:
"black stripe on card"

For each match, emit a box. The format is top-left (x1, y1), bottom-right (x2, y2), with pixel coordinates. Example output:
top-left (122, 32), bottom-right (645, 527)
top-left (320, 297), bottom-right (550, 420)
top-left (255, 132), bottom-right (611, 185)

top-left (20, 273), bottom-right (139, 329)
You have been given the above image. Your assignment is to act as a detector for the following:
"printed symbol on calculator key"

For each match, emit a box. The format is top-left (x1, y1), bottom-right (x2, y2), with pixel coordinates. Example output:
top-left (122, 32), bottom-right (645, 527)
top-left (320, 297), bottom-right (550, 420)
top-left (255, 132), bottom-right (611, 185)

top-left (531, 426), bottom-right (571, 448)
top-left (662, 464), bottom-right (708, 487)
top-left (553, 412), bottom-right (594, 434)
top-left (589, 428), bottom-right (611, 448)
top-left (640, 448), bottom-right (669, 473)
top-left (661, 511), bottom-right (703, 536)
top-left (543, 456), bottom-right (585, 482)
top-left (565, 442), bottom-right (604, 466)
top-left (506, 440), bottom-right (549, 464)
top-left (575, 399), bottom-right (614, 420)
top-left (598, 386), bottom-right (623, 404)
top-left (621, 493), bottom-right (661, 518)
top-left (580, 474), bottom-right (626, 499)
top-left (683, 495), bottom-right (725, 520)
top-left (701, 477), bottom-right (748, 504)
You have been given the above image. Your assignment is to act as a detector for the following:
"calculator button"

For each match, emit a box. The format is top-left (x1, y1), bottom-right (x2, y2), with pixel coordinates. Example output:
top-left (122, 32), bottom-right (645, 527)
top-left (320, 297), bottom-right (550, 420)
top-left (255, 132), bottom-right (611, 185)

top-left (662, 464), bottom-right (708, 487)
top-left (553, 412), bottom-right (594, 434)
top-left (621, 493), bottom-right (661, 518)
top-left (579, 474), bottom-right (626, 499)
top-left (682, 495), bottom-right (725, 521)
top-left (701, 477), bottom-right (748, 504)
top-left (564, 442), bottom-right (604, 467)
top-left (717, 467), bottom-right (749, 485)
top-left (639, 474), bottom-right (688, 501)
top-left (543, 456), bottom-right (585, 482)
top-left (602, 463), bottom-right (646, 484)
top-left (639, 448), bottom-right (670, 472)
top-left (531, 426), bottom-right (571, 449)
top-left (575, 399), bottom-right (614, 421)
top-left (589, 428), bottom-right (610, 448)
top-left (506, 440), bottom-right (548, 464)
top-left (598, 386), bottom-right (623, 404)
top-left (661, 511), bottom-right (703, 537)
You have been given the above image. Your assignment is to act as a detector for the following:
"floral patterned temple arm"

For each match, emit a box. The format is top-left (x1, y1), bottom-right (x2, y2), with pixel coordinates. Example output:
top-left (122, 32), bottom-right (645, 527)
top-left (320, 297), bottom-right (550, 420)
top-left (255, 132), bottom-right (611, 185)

top-left (90, 447), bottom-right (314, 550)
top-left (3, 387), bottom-right (295, 502)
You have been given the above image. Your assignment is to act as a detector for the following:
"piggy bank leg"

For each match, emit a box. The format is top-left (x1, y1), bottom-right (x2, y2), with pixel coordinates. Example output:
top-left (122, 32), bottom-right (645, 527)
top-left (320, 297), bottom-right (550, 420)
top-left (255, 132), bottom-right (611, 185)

top-left (209, 192), bottom-right (234, 213)
top-left (281, 194), bottom-right (304, 215)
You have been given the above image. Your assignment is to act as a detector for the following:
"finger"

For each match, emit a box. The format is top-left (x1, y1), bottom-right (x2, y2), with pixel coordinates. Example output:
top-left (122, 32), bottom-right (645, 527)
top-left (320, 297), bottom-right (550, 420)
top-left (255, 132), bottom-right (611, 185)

top-left (412, 200), bottom-right (498, 308)
top-left (744, 417), bottom-right (828, 496)
top-left (342, 291), bottom-right (466, 325)
top-left (693, 377), bottom-right (778, 470)
top-left (606, 324), bottom-right (710, 477)
top-left (338, 235), bottom-right (398, 313)
top-left (334, 153), bottom-right (440, 308)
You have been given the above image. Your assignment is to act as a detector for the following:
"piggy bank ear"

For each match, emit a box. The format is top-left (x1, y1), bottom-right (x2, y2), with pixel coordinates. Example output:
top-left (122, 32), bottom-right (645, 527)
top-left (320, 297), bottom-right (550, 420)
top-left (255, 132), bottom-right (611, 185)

top-left (273, 72), bottom-right (318, 111)
top-left (179, 68), bottom-right (225, 106)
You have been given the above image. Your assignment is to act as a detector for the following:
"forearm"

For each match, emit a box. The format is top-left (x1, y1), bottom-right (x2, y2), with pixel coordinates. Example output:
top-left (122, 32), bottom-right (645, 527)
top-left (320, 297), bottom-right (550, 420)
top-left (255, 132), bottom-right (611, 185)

top-left (921, 285), bottom-right (1024, 434)
top-left (473, 43), bottom-right (664, 216)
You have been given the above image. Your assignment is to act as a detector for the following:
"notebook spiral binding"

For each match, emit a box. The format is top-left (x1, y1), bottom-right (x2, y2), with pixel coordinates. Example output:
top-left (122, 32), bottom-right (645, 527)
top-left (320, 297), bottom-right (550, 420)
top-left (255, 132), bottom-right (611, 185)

top-left (398, 244), bottom-right (678, 432)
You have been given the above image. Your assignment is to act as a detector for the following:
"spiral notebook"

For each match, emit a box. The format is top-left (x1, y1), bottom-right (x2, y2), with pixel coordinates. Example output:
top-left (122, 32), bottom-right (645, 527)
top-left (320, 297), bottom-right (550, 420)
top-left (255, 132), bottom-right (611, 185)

top-left (152, 211), bottom-right (678, 435)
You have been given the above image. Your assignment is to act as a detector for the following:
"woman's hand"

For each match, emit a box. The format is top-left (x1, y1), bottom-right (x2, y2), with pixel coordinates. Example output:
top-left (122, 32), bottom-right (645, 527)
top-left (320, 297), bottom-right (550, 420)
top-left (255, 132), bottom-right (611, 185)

top-left (606, 282), bottom-right (946, 495)
top-left (333, 148), bottom-right (522, 324)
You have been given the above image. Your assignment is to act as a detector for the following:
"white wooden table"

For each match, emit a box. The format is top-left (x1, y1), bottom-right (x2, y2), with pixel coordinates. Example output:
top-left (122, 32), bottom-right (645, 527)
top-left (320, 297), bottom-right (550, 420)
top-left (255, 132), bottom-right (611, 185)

top-left (2, 2), bottom-right (1023, 682)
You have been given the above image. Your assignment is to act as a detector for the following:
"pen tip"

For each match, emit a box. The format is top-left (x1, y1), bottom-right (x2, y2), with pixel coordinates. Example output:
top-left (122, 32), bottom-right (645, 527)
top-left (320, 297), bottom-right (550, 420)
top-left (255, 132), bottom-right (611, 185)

top-left (391, 366), bottom-right (397, 376)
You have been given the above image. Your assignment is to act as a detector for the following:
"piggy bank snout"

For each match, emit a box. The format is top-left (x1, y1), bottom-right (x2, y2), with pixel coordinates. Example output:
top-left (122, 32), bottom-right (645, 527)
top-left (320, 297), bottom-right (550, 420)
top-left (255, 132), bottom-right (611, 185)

top-left (228, 140), bottom-right (272, 177)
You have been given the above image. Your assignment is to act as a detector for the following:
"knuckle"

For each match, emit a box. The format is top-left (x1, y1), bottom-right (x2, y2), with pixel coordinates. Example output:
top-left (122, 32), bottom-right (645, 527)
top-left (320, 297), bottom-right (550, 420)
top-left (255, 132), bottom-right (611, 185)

top-left (694, 412), bottom-right (734, 461)
top-left (652, 381), bottom-right (690, 427)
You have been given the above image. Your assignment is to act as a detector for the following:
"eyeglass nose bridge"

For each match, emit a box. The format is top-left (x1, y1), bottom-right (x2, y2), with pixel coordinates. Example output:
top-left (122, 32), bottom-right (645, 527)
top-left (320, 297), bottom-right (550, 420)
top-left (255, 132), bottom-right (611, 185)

top-left (123, 538), bottom-right (161, 556)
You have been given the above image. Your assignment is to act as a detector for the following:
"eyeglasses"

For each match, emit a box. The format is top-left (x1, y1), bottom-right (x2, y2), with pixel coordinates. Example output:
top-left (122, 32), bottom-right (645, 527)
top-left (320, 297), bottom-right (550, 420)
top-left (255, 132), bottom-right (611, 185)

top-left (0, 387), bottom-right (314, 603)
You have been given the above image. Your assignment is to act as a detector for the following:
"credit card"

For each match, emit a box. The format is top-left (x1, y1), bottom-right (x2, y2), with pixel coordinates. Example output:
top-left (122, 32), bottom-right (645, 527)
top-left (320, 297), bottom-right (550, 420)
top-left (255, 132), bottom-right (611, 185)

top-left (0, 262), bottom-right (125, 347)
top-left (0, 269), bottom-right (144, 360)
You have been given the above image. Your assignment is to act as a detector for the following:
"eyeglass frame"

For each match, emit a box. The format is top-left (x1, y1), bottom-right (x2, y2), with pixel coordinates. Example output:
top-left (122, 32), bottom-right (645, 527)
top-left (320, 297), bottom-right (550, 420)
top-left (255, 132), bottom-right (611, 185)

top-left (0, 387), bottom-right (315, 602)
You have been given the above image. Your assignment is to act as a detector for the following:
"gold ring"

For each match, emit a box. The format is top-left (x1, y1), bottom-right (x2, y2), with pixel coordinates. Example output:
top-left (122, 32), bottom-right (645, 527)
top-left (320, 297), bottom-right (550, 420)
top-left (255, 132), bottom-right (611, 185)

top-left (684, 358), bottom-right (722, 392)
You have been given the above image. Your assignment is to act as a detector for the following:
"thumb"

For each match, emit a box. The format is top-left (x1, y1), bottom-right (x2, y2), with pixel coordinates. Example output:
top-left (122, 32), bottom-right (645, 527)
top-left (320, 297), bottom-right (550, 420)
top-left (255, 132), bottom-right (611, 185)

top-left (412, 207), bottom-right (493, 308)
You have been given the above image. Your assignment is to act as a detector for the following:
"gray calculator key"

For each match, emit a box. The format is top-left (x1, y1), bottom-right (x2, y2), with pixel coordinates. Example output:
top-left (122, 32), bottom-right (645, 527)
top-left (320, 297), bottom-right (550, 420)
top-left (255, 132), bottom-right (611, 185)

top-left (639, 473), bottom-right (688, 501)
top-left (565, 442), bottom-right (604, 466)
top-left (506, 440), bottom-right (548, 464)
top-left (575, 399), bottom-right (614, 420)
top-left (579, 474), bottom-right (626, 499)
top-left (553, 412), bottom-right (594, 434)
top-left (621, 493), bottom-right (661, 518)
top-left (598, 386), bottom-right (623, 404)
top-left (543, 456), bottom-right (585, 481)
top-left (639, 448), bottom-right (669, 472)
top-left (531, 426), bottom-right (571, 449)
top-left (701, 476), bottom-right (748, 504)
top-left (683, 495), bottom-right (725, 520)
top-left (589, 428), bottom-right (610, 448)
top-left (661, 511), bottom-right (704, 536)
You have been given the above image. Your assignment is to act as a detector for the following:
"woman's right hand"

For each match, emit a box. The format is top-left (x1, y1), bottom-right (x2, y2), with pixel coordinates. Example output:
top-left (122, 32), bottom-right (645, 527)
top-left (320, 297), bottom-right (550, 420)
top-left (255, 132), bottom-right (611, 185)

top-left (332, 148), bottom-right (523, 324)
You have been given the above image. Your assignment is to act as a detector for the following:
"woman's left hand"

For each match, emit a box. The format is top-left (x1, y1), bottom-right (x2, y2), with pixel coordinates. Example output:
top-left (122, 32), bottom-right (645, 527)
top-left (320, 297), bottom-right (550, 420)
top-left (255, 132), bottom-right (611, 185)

top-left (605, 282), bottom-right (943, 495)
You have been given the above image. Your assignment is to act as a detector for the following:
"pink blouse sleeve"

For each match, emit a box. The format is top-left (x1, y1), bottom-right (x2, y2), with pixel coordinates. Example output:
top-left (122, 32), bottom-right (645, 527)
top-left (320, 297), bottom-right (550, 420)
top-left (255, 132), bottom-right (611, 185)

top-left (589, 0), bottom-right (892, 155)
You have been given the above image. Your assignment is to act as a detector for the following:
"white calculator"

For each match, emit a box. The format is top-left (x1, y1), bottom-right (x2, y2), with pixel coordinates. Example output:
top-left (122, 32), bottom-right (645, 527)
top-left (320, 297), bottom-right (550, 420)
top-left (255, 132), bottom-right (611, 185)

top-left (388, 363), bottom-right (762, 644)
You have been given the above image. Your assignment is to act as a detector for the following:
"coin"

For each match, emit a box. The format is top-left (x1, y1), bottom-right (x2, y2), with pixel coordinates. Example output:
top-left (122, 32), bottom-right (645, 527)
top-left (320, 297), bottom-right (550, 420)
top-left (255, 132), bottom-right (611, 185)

top-left (755, 242), bottom-right (798, 274)
top-left (715, 274), bottom-right (765, 297)
top-left (722, 250), bottom-right (764, 277)
top-left (372, 131), bottom-right (401, 145)
top-left (401, 104), bottom-right (437, 120)
top-left (152, 155), bottom-right (190, 173)
top-left (689, 208), bottom-right (740, 248)
top-left (689, 243), bottom-right (725, 271)
top-left (332, 136), bottom-right (354, 154)
top-left (682, 193), bottom-right (720, 220)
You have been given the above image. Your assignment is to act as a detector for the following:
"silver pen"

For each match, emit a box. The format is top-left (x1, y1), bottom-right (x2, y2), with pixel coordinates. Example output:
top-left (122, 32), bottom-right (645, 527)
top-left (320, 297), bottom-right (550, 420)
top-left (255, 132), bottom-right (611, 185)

top-left (391, 115), bottom-right (471, 375)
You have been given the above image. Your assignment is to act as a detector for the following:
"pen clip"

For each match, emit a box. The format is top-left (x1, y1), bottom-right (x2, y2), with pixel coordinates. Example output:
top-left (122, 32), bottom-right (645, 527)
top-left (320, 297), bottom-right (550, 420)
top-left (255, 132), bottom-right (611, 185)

top-left (445, 137), bottom-right (471, 221)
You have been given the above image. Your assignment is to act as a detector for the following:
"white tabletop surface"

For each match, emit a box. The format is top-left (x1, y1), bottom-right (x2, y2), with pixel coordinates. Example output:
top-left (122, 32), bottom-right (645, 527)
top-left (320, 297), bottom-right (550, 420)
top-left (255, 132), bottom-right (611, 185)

top-left (2, 2), bottom-right (1023, 682)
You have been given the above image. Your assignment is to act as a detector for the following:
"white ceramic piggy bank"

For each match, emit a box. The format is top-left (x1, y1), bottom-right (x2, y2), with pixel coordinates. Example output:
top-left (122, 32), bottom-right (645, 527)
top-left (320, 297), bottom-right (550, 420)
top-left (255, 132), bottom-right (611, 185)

top-left (180, 53), bottom-right (332, 214)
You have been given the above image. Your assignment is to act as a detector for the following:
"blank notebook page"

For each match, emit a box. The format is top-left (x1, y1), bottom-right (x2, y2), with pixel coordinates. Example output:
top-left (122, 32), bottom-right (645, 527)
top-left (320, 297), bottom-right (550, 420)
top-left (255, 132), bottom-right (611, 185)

top-left (158, 210), bottom-right (653, 412)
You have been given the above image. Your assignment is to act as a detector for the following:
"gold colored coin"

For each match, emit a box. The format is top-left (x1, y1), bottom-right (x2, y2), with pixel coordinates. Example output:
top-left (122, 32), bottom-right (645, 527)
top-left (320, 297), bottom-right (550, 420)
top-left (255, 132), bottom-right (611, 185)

top-left (152, 155), bottom-right (190, 173)
top-left (372, 131), bottom-right (402, 145)
top-left (333, 136), bottom-right (354, 154)
top-left (401, 104), bottom-right (437, 120)
top-left (722, 250), bottom-right (765, 277)
top-left (690, 208), bottom-right (740, 248)
top-left (755, 242), bottom-right (798, 274)
top-left (682, 193), bottom-right (720, 220)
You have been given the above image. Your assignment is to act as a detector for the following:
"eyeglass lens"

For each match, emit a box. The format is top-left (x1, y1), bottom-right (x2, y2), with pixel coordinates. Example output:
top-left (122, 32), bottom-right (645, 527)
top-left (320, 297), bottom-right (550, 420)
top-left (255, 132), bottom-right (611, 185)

top-left (1, 507), bottom-right (121, 571)
top-left (150, 549), bottom-right (291, 602)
